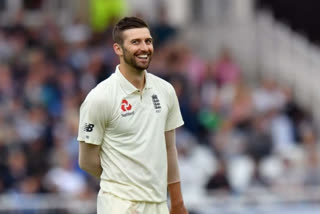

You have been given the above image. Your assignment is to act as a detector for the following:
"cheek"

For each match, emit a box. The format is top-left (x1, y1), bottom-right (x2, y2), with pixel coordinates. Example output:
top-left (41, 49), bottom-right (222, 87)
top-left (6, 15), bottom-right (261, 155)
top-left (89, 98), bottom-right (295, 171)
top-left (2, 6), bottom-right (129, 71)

top-left (149, 47), bottom-right (154, 54)
top-left (123, 48), bottom-right (133, 57)
top-left (126, 47), bottom-right (138, 54)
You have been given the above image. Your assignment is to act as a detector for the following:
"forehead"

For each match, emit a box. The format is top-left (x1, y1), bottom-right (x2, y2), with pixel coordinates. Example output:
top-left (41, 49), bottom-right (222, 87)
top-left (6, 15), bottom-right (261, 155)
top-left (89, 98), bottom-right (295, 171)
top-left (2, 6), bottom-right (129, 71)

top-left (122, 28), bottom-right (152, 41)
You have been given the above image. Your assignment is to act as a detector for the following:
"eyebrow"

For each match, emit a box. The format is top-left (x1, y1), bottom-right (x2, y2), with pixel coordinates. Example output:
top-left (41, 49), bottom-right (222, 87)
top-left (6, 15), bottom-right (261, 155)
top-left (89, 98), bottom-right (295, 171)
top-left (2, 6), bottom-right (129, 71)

top-left (131, 37), bottom-right (153, 41)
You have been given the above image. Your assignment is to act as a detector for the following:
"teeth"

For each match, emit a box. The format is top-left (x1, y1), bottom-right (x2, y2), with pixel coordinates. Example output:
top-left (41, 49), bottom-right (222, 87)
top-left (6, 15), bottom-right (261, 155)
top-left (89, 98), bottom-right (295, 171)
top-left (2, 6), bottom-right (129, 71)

top-left (137, 55), bottom-right (148, 59)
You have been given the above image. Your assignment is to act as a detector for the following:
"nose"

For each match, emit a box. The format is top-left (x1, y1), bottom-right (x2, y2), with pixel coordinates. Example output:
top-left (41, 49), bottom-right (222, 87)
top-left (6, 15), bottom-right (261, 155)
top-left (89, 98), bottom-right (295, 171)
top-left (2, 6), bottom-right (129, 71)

top-left (140, 41), bottom-right (150, 51)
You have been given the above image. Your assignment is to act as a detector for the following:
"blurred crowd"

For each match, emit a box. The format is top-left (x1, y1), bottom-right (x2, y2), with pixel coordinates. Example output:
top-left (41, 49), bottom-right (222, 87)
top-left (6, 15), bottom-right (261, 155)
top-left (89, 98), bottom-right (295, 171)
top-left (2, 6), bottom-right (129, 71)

top-left (0, 11), bottom-right (319, 206)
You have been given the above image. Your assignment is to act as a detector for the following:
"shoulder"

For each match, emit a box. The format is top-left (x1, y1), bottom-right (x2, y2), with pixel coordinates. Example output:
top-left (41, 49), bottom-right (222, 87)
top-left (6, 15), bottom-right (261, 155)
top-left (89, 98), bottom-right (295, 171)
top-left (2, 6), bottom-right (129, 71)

top-left (83, 74), bottom-right (117, 106)
top-left (147, 73), bottom-right (175, 93)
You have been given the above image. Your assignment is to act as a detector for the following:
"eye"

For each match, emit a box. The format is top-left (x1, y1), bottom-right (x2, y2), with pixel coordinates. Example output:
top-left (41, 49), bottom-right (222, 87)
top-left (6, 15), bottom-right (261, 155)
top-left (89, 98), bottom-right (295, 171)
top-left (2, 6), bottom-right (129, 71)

top-left (131, 40), bottom-right (139, 44)
top-left (146, 39), bottom-right (153, 44)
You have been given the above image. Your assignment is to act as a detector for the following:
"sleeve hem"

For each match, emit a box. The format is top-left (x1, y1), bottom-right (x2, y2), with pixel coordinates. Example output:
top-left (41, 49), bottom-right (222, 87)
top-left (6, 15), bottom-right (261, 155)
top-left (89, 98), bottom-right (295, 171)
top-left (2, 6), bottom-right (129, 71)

top-left (77, 138), bottom-right (101, 146)
top-left (165, 121), bottom-right (184, 132)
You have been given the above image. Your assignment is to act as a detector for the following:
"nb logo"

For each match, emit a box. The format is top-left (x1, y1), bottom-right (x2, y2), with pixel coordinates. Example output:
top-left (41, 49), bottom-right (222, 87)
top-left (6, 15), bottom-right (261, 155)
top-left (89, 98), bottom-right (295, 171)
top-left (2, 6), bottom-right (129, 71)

top-left (84, 123), bottom-right (94, 132)
top-left (121, 99), bottom-right (132, 112)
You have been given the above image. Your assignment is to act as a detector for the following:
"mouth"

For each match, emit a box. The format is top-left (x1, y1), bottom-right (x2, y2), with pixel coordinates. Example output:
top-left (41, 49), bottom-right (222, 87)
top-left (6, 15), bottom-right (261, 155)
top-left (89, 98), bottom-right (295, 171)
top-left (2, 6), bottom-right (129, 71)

top-left (135, 54), bottom-right (150, 63)
top-left (136, 54), bottom-right (148, 60)
top-left (136, 54), bottom-right (149, 61)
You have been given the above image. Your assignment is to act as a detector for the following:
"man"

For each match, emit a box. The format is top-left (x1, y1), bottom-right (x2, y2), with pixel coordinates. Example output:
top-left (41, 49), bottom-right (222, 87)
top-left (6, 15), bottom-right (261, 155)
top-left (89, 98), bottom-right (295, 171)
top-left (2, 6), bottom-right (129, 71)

top-left (77, 17), bottom-right (188, 214)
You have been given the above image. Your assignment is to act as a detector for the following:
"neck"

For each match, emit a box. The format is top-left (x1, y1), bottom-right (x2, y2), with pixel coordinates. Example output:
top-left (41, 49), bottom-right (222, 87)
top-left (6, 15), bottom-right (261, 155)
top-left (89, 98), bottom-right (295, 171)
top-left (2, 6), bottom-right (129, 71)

top-left (119, 63), bottom-right (145, 91)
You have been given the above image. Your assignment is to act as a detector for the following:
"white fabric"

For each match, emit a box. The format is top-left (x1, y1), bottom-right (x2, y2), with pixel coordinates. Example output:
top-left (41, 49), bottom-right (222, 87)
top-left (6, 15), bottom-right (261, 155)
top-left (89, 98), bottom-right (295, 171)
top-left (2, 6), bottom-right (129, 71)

top-left (97, 190), bottom-right (169, 214)
top-left (252, 87), bottom-right (285, 113)
top-left (45, 168), bottom-right (86, 196)
top-left (78, 65), bottom-right (184, 202)
top-left (270, 114), bottom-right (295, 153)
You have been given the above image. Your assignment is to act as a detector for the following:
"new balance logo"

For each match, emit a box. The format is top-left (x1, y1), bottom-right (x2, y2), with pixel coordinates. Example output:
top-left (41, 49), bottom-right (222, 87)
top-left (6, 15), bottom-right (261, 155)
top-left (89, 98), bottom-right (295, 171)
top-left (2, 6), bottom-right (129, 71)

top-left (84, 123), bottom-right (94, 132)
top-left (152, 94), bottom-right (161, 112)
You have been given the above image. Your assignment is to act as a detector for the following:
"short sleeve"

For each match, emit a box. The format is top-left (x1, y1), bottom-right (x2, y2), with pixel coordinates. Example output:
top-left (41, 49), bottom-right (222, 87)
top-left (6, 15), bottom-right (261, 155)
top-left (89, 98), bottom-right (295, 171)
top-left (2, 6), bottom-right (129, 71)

top-left (77, 90), bottom-right (108, 145)
top-left (165, 84), bottom-right (184, 131)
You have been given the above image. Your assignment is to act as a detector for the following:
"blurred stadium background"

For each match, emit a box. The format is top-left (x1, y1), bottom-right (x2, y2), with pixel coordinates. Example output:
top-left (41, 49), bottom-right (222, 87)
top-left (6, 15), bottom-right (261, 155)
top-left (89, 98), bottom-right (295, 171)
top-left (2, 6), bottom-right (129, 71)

top-left (0, 0), bottom-right (320, 213)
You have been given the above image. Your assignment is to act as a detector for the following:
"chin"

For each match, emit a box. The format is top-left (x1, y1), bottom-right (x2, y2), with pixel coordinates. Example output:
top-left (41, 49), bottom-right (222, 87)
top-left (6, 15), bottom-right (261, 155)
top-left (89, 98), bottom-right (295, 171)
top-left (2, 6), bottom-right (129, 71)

top-left (135, 63), bottom-right (150, 70)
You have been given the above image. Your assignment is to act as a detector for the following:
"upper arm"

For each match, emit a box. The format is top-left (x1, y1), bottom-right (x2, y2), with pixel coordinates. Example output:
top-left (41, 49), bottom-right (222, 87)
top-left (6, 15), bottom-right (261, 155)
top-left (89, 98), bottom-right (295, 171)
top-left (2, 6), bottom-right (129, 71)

top-left (165, 129), bottom-right (176, 149)
top-left (78, 141), bottom-right (101, 169)
top-left (165, 129), bottom-right (181, 184)
top-left (77, 90), bottom-right (109, 145)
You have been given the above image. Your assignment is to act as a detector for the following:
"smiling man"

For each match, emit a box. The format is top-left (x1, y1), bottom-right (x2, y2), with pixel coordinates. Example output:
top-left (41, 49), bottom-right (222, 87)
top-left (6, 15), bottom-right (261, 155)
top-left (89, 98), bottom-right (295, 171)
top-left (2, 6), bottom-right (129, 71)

top-left (77, 17), bottom-right (188, 214)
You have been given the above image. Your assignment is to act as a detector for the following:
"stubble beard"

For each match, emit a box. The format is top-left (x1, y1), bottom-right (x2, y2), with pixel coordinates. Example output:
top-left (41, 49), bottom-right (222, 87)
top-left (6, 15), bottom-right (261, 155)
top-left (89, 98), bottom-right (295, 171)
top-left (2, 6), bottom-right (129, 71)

top-left (122, 47), bottom-right (152, 72)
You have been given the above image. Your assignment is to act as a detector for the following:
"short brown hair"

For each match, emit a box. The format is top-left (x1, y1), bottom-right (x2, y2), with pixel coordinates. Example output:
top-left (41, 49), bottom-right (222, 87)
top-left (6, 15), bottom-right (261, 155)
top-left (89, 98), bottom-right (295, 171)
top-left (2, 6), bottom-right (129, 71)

top-left (112, 17), bottom-right (150, 44)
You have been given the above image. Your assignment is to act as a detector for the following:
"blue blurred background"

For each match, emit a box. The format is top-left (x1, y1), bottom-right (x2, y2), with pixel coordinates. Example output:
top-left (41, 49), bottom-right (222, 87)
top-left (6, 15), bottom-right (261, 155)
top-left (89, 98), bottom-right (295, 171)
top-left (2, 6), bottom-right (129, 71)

top-left (0, 0), bottom-right (319, 213)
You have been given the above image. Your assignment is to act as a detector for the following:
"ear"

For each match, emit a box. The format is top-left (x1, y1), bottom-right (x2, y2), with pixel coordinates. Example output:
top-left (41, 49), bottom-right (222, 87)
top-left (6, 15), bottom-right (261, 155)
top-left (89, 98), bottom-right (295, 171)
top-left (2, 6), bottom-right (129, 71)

top-left (113, 43), bottom-right (123, 56)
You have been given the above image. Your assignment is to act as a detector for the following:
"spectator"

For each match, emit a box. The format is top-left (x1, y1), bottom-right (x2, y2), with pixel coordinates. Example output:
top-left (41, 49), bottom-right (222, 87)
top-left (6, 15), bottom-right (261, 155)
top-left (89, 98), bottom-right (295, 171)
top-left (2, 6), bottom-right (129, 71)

top-left (151, 6), bottom-right (177, 48)
top-left (205, 160), bottom-right (231, 193)
top-left (44, 149), bottom-right (86, 197)
top-left (213, 48), bottom-right (241, 87)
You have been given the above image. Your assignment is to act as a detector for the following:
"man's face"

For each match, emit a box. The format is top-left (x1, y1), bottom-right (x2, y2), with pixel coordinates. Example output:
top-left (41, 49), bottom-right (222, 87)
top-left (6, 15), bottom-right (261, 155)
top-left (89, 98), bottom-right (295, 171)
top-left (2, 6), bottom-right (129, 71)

top-left (120, 28), bottom-right (153, 71)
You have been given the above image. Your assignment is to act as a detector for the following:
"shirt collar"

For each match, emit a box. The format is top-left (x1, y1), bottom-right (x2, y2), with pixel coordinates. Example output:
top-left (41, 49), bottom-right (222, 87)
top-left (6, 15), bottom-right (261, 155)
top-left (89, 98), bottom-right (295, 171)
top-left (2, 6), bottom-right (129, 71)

top-left (115, 65), bottom-right (152, 95)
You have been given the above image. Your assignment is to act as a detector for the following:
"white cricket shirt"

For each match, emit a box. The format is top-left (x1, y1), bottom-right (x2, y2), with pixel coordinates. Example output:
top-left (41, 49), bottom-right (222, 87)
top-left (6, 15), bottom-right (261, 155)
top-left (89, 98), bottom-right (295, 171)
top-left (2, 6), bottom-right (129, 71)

top-left (77, 65), bottom-right (184, 202)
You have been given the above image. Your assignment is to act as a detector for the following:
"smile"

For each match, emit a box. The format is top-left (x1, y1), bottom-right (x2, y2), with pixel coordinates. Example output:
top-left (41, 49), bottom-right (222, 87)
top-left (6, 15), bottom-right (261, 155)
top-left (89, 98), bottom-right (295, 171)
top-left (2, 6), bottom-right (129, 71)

top-left (136, 54), bottom-right (148, 59)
